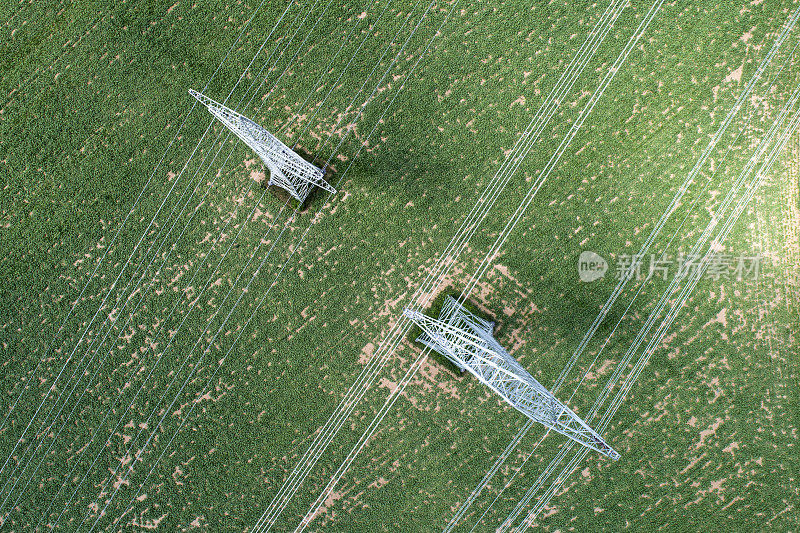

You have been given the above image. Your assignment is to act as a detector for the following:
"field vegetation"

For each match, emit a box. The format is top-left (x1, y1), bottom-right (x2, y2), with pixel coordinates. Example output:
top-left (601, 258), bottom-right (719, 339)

top-left (1, 0), bottom-right (798, 530)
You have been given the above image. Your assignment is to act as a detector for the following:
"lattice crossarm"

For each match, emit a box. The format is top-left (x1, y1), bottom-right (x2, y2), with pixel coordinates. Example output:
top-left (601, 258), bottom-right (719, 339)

top-left (278, 160), bottom-right (336, 194)
top-left (433, 334), bottom-right (524, 385)
top-left (190, 89), bottom-right (336, 201)
top-left (415, 332), bottom-right (466, 371)
top-left (405, 309), bottom-right (502, 361)
top-left (189, 89), bottom-right (236, 116)
top-left (440, 296), bottom-right (493, 331)
top-left (265, 165), bottom-right (302, 201)
top-left (402, 306), bottom-right (620, 460)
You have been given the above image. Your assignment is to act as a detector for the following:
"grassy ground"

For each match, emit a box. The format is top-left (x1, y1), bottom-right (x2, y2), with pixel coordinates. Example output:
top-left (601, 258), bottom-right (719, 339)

top-left (1, 0), bottom-right (798, 530)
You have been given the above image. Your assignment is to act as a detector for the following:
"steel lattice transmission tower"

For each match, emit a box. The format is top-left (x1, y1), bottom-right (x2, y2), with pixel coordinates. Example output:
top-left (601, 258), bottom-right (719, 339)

top-left (189, 90), bottom-right (336, 203)
top-left (404, 296), bottom-right (620, 460)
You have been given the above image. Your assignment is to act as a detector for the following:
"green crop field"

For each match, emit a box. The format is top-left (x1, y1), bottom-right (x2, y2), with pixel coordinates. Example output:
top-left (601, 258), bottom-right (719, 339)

top-left (1, 0), bottom-right (798, 531)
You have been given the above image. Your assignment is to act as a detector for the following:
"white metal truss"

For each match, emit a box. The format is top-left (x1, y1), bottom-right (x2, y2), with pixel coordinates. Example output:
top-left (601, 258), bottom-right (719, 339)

top-left (404, 297), bottom-right (620, 460)
top-left (189, 89), bottom-right (336, 203)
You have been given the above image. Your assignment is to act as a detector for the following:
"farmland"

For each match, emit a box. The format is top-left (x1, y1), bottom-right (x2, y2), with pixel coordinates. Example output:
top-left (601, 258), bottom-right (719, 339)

top-left (1, 0), bottom-right (798, 531)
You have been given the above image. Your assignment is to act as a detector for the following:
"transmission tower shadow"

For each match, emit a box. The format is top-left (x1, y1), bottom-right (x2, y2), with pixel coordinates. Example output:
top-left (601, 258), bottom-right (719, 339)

top-left (352, 137), bottom-right (449, 212)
